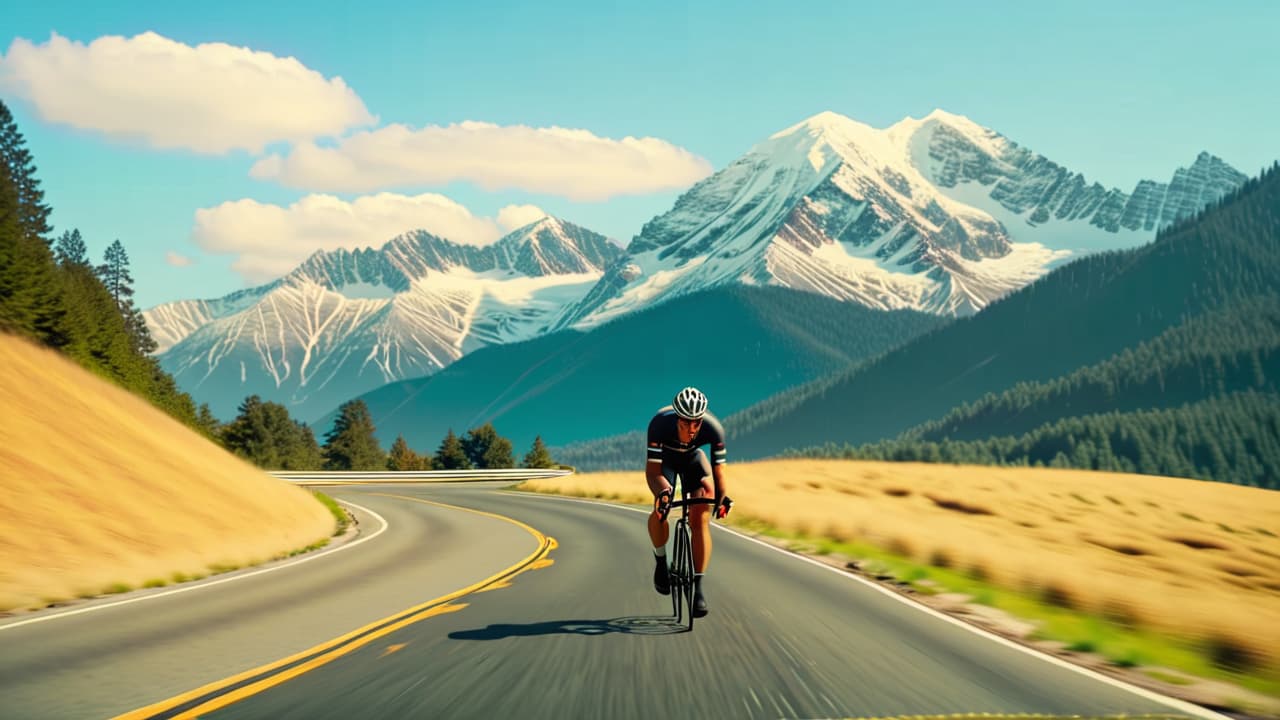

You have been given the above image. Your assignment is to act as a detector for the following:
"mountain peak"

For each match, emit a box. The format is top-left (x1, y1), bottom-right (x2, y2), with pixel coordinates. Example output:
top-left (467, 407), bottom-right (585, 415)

top-left (773, 110), bottom-right (878, 141)
top-left (923, 107), bottom-right (974, 125)
top-left (492, 216), bottom-right (624, 276)
top-left (503, 215), bottom-right (563, 241)
top-left (802, 110), bottom-right (847, 128)
top-left (1190, 151), bottom-right (1230, 169)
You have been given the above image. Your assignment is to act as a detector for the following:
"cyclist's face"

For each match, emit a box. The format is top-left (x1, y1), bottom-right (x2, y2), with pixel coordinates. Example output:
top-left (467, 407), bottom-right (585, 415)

top-left (676, 417), bottom-right (702, 442)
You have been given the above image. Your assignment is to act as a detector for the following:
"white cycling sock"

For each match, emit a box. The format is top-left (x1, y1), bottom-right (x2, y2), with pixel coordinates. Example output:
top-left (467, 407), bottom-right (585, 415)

top-left (653, 546), bottom-right (666, 557)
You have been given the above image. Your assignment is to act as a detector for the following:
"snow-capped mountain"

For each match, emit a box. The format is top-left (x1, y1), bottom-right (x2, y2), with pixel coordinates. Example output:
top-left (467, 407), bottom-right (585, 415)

top-left (554, 109), bottom-right (1246, 327)
top-left (151, 109), bottom-right (1247, 422)
top-left (147, 217), bottom-right (623, 420)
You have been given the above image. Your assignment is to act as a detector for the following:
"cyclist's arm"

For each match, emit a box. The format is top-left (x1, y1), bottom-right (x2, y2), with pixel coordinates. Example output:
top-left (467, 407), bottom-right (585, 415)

top-left (705, 415), bottom-right (729, 506)
top-left (646, 443), bottom-right (670, 496)
top-left (711, 460), bottom-right (727, 501)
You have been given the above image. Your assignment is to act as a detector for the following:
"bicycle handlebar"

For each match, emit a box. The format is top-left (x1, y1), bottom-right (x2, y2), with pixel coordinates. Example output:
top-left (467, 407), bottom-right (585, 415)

top-left (667, 497), bottom-right (719, 508)
top-left (658, 495), bottom-right (721, 522)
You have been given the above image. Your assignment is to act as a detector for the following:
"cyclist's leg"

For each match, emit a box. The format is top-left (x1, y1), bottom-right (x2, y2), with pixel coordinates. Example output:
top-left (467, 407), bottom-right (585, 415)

top-left (685, 451), bottom-right (714, 573)
top-left (646, 464), bottom-right (677, 549)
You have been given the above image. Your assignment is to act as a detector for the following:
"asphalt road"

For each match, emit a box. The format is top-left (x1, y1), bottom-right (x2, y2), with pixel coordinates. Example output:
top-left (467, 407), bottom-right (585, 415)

top-left (0, 483), bottom-right (1217, 720)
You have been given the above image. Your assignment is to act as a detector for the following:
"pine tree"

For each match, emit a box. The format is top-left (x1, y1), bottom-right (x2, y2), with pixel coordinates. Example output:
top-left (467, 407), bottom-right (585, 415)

top-left (96, 239), bottom-right (157, 355)
top-left (434, 428), bottom-right (471, 470)
top-left (0, 100), bottom-right (52, 245)
top-left (286, 422), bottom-right (324, 471)
top-left (388, 434), bottom-right (423, 471)
top-left (0, 158), bottom-right (63, 345)
top-left (197, 403), bottom-right (222, 439)
top-left (54, 229), bottom-right (88, 266)
top-left (323, 400), bottom-right (385, 470)
top-left (522, 435), bottom-right (556, 468)
top-left (221, 395), bottom-right (277, 467)
top-left (98, 239), bottom-right (133, 307)
top-left (126, 306), bottom-right (158, 355)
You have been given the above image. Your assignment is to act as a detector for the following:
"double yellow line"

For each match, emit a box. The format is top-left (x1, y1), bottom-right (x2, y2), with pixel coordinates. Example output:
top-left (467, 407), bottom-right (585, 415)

top-left (114, 494), bottom-right (555, 720)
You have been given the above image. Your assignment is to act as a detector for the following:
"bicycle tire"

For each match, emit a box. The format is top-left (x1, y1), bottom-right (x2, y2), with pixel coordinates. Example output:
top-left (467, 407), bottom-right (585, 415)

top-left (684, 523), bottom-right (695, 632)
top-left (673, 518), bottom-right (695, 631)
top-left (672, 518), bottom-right (689, 623)
top-left (671, 519), bottom-right (684, 621)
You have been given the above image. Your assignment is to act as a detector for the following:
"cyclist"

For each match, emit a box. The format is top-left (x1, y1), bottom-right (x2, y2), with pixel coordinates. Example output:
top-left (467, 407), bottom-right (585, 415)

top-left (647, 386), bottom-right (731, 617)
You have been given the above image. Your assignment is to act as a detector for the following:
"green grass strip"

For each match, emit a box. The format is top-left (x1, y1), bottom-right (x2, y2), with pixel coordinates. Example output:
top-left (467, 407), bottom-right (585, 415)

top-left (736, 521), bottom-right (1280, 698)
top-left (312, 490), bottom-right (350, 535)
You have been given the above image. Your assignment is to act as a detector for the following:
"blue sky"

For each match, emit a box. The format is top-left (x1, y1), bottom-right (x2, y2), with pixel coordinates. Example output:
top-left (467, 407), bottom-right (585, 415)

top-left (4, 0), bottom-right (1277, 307)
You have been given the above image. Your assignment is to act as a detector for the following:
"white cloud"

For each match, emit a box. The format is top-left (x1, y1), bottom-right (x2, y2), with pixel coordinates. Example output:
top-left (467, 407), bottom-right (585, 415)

top-left (0, 31), bottom-right (374, 154)
top-left (165, 251), bottom-right (194, 267)
top-left (192, 193), bottom-right (551, 284)
top-left (249, 121), bottom-right (713, 200)
top-left (497, 204), bottom-right (550, 233)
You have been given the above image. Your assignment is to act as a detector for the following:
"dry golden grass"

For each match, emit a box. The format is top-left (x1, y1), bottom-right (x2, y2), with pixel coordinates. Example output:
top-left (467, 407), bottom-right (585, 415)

top-left (521, 458), bottom-right (1280, 674)
top-left (0, 334), bottom-right (334, 612)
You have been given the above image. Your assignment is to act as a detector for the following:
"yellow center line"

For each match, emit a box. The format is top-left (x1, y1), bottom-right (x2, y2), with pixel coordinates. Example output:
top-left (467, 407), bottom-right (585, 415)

top-left (113, 493), bottom-right (554, 720)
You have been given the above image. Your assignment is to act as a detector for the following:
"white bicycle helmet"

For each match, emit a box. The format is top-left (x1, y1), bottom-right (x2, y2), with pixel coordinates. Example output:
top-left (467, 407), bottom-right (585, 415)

top-left (673, 386), bottom-right (708, 420)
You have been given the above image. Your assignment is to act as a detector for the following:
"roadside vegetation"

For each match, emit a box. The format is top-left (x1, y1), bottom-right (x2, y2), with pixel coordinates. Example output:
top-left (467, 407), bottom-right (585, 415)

top-left (212, 395), bottom-right (557, 472)
top-left (313, 491), bottom-right (350, 535)
top-left (517, 459), bottom-right (1280, 712)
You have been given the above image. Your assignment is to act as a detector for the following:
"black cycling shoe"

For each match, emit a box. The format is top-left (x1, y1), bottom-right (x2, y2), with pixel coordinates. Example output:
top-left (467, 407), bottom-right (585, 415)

top-left (653, 559), bottom-right (670, 595)
top-left (692, 587), bottom-right (709, 617)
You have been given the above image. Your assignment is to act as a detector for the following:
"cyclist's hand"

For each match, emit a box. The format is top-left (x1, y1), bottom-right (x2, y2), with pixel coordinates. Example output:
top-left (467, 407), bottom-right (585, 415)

top-left (715, 496), bottom-right (733, 520)
top-left (654, 488), bottom-right (673, 516)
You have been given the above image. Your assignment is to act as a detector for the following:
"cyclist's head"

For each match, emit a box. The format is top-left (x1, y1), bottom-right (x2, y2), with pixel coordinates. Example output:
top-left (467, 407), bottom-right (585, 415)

top-left (673, 386), bottom-right (708, 421)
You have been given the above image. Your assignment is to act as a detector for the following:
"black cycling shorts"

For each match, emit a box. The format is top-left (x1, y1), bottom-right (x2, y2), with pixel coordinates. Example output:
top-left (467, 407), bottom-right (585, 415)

top-left (661, 449), bottom-right (713, 498)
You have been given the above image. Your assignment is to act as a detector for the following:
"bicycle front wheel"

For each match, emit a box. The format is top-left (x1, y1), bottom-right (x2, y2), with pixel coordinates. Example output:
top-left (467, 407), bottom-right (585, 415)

top-left (671, 519), bottom-right (688, 622)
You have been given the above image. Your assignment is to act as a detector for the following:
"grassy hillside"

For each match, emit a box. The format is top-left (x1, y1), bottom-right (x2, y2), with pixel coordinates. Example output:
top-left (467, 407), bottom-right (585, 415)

top-left (323, 285), bottom-right (945, 455)
top-left (0, 333), bottom-right (335, 612)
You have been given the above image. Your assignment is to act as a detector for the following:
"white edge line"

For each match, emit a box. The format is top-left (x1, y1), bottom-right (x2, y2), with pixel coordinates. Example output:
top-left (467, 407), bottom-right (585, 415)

top-left (507, 491), bottom-right (1233, 720)
top-left (0, 500), bottom-right (388, 632)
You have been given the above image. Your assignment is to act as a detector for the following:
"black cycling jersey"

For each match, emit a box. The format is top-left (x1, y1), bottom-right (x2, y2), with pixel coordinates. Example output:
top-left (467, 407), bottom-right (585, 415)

top-left (646, 406), bottom-right (727, 468)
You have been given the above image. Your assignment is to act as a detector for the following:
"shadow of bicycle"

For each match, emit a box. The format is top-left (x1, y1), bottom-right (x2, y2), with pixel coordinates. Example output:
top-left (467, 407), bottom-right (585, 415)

top-left (449, 615), bottom-right (683, 640)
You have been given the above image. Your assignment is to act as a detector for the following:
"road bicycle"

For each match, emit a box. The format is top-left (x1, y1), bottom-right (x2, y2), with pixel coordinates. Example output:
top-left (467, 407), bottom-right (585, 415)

top-left (658, 492), bottom-right (722, 632)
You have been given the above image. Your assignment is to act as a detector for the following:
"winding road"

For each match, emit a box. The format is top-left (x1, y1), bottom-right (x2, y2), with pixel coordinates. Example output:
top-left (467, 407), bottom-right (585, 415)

top-left (0, 483), bottom-right (1219, 719)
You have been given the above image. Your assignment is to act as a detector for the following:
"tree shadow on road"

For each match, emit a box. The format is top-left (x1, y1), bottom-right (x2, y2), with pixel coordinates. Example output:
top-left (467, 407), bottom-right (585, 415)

top-left (449, 615), bottom-right (684, 640)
